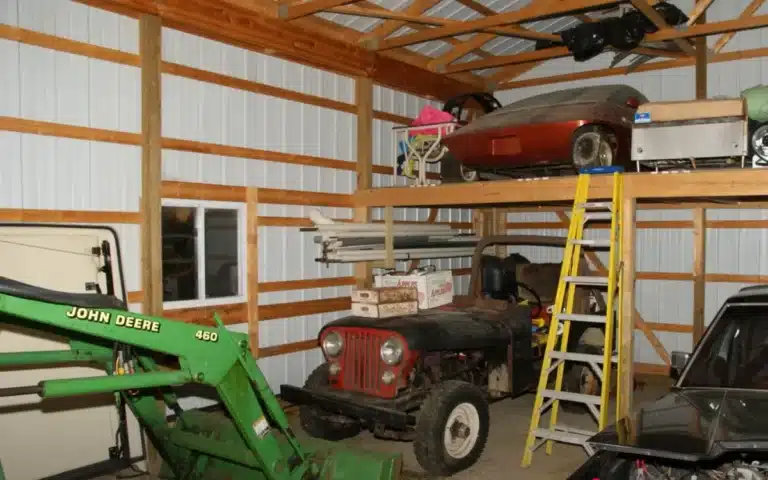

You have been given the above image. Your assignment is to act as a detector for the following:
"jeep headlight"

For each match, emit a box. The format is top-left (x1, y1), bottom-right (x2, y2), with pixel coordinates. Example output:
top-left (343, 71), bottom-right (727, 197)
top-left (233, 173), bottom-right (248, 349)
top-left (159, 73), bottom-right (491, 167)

top-left (322, 331), bottom-right (343, 357)
top-left (380, 337), bottom-right (404, 365)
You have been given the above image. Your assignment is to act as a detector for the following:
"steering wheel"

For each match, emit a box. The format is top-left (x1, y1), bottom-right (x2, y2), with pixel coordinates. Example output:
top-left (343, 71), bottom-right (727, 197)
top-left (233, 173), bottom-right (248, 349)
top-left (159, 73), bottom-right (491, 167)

top-left (516, 281), bottom-right (543, 318)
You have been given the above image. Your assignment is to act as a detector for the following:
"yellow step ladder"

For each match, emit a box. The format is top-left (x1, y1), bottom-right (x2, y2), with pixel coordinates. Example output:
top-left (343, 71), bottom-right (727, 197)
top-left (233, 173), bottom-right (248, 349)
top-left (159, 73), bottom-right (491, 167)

top-left (521, 171), bottom-right (624, 467)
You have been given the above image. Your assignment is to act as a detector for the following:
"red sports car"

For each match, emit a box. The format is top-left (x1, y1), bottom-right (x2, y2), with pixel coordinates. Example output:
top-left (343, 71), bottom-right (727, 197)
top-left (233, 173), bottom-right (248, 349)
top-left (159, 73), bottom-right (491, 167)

top-left (439, 84), bottom-right (648, 181)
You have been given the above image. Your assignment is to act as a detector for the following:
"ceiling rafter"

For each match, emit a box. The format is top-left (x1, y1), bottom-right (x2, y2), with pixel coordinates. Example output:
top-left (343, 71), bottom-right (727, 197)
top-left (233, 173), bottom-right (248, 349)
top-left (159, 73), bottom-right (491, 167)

top-left (713, 0), bottom-right (766, 53)
top-left (375, 0), bottom-right (621, 51)
top-left (629, 0), bottom-right (697, 55)
top-left (329, 5), bottom-right (560, 45)
top-left (359, 0), bottom-right (439, 44)
top-left (278, 0), bottom-right (360, 20)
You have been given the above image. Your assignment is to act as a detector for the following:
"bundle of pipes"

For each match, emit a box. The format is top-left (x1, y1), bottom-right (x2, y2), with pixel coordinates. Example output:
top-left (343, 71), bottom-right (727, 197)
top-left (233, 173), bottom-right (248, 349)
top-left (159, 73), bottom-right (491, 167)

top-left (306, 210), bottom-right (480, 264)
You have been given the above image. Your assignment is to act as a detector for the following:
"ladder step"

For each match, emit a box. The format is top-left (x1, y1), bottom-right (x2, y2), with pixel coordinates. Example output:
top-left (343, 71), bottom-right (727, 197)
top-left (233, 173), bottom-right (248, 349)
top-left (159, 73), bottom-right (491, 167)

top-left (549, 351), bottom-right (617, 363)
top-left (584, 212), bottom-right (613, 222)
top-left (556, 313), bottom-right (607, 324)
top-left (531, 427), bottom-right (594, 446)
top-left (564, 276), bottom-right (609, 285)
top-left (540, 389), bottom-right (602, 405)
top-left (578, 202), bottom-right (612, 210)
top-left (569, 239), bottom-right (612, 247)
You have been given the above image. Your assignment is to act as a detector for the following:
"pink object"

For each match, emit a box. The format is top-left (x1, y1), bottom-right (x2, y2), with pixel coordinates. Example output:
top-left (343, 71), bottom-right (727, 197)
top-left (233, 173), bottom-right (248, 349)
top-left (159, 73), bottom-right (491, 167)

top-left (410, 105), bottom-right (455, 136)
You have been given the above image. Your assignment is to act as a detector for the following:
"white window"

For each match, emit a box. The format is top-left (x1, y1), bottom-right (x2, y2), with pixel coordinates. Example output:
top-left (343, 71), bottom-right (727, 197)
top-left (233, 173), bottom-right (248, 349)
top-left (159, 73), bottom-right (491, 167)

top-left (161, 199), bottom-right (246, 308)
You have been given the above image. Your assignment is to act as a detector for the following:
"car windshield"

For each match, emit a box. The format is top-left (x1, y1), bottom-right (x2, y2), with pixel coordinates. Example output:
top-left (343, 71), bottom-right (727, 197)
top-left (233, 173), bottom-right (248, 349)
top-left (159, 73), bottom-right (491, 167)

top-left (499, 85), bottom-right (642, 113)
top-left (680, 304), bottom-right (768, 389)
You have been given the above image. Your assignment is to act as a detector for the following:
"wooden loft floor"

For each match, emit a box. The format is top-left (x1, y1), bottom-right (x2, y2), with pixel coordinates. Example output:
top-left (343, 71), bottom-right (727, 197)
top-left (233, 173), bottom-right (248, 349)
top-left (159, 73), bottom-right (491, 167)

top-left (353, 168), bottom-right (768, 208)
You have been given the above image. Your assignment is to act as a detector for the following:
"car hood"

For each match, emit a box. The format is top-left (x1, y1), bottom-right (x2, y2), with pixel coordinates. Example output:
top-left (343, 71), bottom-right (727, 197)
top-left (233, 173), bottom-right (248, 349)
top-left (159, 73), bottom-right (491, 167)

top-left (320, 305), bottom-right (531, 352)
top-left (588, 389), bottom-right (768, 462)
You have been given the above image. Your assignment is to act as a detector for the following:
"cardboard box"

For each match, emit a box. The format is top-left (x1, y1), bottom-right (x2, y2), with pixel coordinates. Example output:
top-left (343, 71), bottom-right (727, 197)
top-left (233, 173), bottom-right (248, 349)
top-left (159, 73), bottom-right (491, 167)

top-left (634, 98), bottom-right (746, 124)
top-left (375, 270), bottom-right (454, 310)
top-left (351, 301), bottom-right (418, 318)
top-left (351, 287), bottom-right (418, 305)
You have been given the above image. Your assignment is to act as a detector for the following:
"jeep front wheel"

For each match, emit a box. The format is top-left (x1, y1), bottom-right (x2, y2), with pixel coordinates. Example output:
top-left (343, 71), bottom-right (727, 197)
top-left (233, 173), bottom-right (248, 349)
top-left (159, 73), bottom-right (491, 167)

top-left (413, 380), bottom-right (490, 476)
top-left (299, 364), bottom-right (361, 441)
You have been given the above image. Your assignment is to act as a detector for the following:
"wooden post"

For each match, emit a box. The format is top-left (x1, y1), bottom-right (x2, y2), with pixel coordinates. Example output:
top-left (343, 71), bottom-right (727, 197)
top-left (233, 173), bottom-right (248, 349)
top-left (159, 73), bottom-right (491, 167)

top-left (247, 188), bottom-right (260, 358)
top-left (695, 0), bottom-right (707, 100)
top-left (618, 197), bottom-right (636, 420)
top-left (354, 76), bottom-right (373, 288)
top-left (692, 208), bottom-right (706, 343)
top-left (139, 13), bottom-right (163, 475)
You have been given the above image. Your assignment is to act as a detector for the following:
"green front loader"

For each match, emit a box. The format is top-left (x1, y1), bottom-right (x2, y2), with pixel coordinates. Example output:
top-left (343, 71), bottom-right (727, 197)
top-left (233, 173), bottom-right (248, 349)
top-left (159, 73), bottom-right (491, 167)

top-left (0, 224), bottom-right (401, 480)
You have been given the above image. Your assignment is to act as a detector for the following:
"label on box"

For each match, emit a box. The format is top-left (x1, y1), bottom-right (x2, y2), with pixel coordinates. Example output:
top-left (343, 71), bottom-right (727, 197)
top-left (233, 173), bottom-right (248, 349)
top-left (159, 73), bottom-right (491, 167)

top-left (351, 287), bottom-right (418, 305)
top-left (634, 112), bottom-right (651, 123)
top-left (352, 301), bottom-right (418, 318)
top-left (375, 270), bottom-right (454, 310)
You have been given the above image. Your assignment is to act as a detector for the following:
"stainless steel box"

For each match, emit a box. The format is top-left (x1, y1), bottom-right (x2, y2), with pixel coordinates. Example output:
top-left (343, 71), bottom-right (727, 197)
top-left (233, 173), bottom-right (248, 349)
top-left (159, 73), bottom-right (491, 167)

top-left (631, 118), bottom-right (747, 164)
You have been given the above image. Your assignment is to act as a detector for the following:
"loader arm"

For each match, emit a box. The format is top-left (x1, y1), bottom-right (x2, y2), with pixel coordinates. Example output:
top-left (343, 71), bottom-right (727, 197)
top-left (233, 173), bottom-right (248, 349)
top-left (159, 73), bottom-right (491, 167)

top-left (0, 277), bottom-right (401, 480)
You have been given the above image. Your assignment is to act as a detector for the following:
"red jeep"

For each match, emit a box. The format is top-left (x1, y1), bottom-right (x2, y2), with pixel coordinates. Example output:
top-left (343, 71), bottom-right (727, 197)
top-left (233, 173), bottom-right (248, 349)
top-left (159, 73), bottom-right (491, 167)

top-left (280, 236), bottom-right (603, 476)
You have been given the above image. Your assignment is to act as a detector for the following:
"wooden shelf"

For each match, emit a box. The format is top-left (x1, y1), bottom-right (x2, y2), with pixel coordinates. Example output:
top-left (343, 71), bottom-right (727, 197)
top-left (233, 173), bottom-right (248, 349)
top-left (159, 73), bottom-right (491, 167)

top-left (353, 169), bottom-right (768, 208)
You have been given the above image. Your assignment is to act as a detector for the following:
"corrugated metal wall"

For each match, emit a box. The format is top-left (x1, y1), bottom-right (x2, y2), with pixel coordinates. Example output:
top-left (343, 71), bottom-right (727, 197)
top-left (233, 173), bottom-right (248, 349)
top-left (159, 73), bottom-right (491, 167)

top-left (494, 0), bottom-right (768, 366)
top-left (0, 2), bottom-right (144, 478)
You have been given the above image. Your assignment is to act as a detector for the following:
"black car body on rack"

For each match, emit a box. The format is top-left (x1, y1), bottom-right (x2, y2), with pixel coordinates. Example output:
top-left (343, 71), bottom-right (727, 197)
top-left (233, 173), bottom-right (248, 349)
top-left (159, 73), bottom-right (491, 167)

top-left (569, 285), bottom-right (768, 480)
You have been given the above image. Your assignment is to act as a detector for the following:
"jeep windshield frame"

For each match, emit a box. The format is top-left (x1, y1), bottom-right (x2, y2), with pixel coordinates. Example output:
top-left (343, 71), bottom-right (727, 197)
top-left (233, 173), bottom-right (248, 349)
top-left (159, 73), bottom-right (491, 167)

top-left (676, 301), bottom-right (768, 391)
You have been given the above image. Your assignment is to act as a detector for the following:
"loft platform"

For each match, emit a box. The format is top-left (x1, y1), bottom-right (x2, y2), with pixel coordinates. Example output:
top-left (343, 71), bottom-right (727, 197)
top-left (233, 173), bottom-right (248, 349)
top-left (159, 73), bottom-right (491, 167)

top-left (353, 169), bottom-right (768, 208)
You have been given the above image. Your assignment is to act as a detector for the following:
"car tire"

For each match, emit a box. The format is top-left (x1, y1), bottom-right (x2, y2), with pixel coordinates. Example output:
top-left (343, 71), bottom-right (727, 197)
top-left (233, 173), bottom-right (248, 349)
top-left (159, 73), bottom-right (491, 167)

top-left (413, 380), bottom-right (490, 477)
top-left (440, 151), bottom-right (479, 183)
top-left (571, 125), bottom-right (618, 170)
top-left (561, 343), bottom-right (603, 414)
top-left (298, 364), bottom-right (361, 441)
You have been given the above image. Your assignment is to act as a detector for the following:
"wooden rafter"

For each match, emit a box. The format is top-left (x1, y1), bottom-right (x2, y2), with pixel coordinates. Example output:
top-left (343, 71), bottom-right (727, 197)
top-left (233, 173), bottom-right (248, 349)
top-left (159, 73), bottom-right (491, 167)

top-left (629, 0), bottom-right (697, 56)
top-left (359, 0), bottom-right (438, 44)
top-left (332, 5), bottom-right (560, 45)
top-left (686, 0), bottom-right (716, 26)
top-left (497, 45), bottom-right (768, 90)
top-left (375, 0), bottom-right (621, 51)
top-left (278, 0), bottom-right (360, 20)
top-left (713, 0), bottom-right (766, 53)
top-left (443, 11), bottom-right (768, 74)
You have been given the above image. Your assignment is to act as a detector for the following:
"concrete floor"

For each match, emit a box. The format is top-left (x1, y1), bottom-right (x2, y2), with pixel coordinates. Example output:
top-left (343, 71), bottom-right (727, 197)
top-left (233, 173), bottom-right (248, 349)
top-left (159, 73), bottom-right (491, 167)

top-left (104, 379), bottom-right (668, 480)
top-left (329, 380), bottom-right (668, 480)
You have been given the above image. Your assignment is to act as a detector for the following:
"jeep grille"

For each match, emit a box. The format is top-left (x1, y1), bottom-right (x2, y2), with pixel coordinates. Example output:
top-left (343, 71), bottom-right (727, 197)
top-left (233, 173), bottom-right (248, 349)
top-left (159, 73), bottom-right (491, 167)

top-left (340, 329), bottom-right (387, 396)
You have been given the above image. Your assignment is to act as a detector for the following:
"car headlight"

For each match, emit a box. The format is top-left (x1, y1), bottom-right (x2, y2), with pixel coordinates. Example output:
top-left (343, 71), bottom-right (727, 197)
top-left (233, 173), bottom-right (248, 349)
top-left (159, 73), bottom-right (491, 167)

top-left (380, 337), bottom-right (404, 365)
top-left (322, 331), bottom-right (343, 357)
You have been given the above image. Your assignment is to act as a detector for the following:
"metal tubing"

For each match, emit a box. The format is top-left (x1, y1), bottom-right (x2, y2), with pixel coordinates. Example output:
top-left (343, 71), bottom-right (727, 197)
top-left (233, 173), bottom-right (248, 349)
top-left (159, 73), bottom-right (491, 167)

top-left (0, 385), bottom-right (43, 397)
top-left (41, 370), bottom-right (191, 398)
top-left (0, 350), bottom-right (111, 368)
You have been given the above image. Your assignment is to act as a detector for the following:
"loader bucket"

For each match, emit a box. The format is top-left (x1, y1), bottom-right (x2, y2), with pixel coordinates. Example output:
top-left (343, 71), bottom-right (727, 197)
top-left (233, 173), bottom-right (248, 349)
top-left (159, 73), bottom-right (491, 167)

top-left (159, 409), bottom-right (402, 480)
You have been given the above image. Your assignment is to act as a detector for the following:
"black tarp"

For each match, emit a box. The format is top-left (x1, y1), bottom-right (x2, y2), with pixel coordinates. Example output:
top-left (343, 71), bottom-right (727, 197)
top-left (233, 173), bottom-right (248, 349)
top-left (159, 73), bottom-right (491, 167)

top-left (536, 2), bottom-right (688, 62)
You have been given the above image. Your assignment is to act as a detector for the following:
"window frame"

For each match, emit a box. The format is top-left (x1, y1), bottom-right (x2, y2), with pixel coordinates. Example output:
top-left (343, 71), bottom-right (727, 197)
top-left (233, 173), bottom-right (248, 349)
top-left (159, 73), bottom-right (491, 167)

top-left (160, 198), bottom-right (247, 309)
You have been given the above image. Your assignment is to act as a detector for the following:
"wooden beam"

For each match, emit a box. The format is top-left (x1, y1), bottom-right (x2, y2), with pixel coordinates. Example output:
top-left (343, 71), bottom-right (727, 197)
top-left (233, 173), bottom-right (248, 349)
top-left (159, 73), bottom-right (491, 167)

top-left (686, 0), bottom-right (716, 26)
top-left (279, 0), bottom-right (360, 20)
top-left (695, 10), bottom-right (708, 98)
top-left (355, 76), bottom-right (374, 289)
top-left (359, 0), bottom-right (438, 44)
top-left (247, 189), bottom-right (260, 357)
top-left (0, 209), bottom-right (141, 224)
top-left (89, 0), bottom-right (477, 101)
top-left (692, 208), bottom-right (706, 343)
top-left (497, 46), bottom-right (768, 89)
top-left (713, 0), bottom-right (766, 53)
top-left (629, 0), bottom-right (697, 56)
top-left (376, 0), bottom-right (620, 50)
top-left (618, 196), bottom-right (637, 421)
top-left (140, 14), bottom-right (163, 319)
top-left (260, 297), bottom-right (351, 321)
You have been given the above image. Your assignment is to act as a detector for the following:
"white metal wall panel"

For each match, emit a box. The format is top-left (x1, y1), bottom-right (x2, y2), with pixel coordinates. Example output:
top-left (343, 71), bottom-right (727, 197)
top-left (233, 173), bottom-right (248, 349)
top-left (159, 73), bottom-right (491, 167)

top-left (0, 3), bottom-right (143, 477)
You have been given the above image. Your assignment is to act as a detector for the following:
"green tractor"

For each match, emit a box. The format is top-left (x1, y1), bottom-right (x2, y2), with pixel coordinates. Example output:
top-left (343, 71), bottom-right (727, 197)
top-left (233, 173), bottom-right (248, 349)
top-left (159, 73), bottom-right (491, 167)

top-left (0, 223), bottom-right (401, 480)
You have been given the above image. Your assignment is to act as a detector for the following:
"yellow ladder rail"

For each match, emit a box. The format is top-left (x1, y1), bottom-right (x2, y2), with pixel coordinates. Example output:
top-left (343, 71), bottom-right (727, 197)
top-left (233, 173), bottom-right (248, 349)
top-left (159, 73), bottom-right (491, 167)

top-left (521, 172), bottom-right (624, 468)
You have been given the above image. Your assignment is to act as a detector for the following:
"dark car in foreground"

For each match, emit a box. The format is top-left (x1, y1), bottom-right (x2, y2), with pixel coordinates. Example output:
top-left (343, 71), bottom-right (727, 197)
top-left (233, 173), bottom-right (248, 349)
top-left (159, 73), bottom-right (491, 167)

top-left (439, 84), bottom-right (648, 180)
top-left (569, 284), bottom-right (768, 480)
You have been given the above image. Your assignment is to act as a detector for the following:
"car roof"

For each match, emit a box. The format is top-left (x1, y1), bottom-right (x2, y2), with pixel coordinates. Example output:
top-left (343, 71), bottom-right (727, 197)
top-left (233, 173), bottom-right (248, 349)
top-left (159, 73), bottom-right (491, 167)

top-left (501, 84), bottom-right (648, 112)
